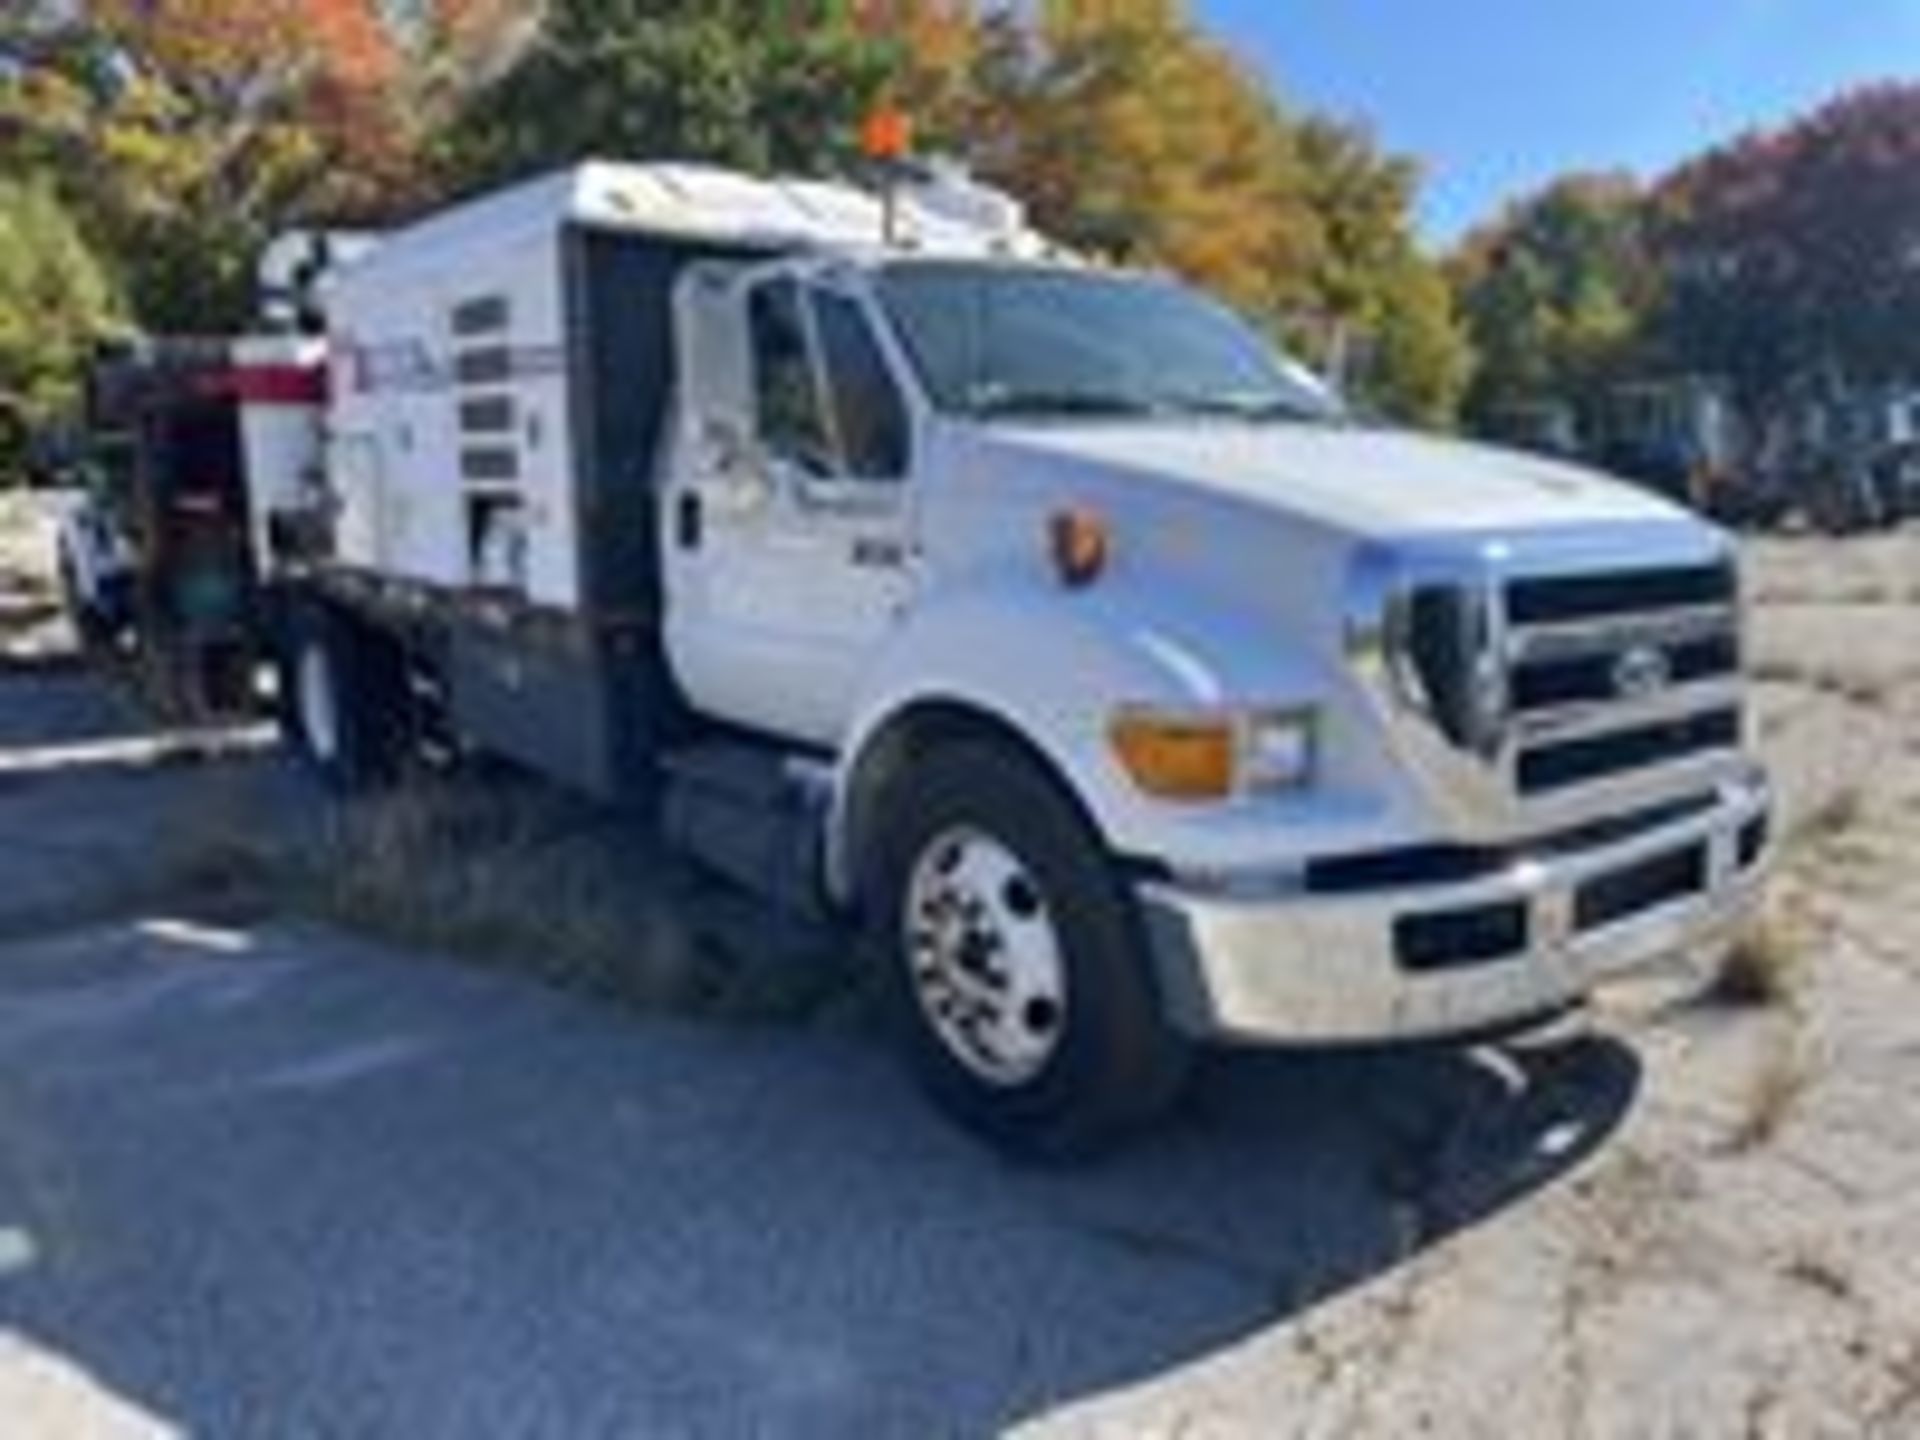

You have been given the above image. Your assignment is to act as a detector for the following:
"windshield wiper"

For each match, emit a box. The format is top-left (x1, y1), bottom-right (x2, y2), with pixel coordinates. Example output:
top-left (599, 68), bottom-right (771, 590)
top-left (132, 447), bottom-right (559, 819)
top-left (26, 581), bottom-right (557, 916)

top-left (1161, 392), bottom-right (1338, 424)
top-left (966, 387), bottom-right (1164, 419)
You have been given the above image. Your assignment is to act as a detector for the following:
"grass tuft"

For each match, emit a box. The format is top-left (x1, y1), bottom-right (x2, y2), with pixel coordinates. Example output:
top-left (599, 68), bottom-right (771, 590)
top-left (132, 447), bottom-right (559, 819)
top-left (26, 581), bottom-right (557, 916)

top-left (1791, 784), bottom-right (1864, 845)
top-left (1721, 1027), bottom-right (1813, 1154)
top-left (1707, 909), bottom-right (1806, 1009)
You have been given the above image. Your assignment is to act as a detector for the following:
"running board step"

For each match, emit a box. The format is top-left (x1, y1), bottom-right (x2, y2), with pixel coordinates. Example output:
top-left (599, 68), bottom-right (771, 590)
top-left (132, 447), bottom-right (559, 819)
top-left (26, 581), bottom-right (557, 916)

top-left (660, 743), bottom-right (831, 922)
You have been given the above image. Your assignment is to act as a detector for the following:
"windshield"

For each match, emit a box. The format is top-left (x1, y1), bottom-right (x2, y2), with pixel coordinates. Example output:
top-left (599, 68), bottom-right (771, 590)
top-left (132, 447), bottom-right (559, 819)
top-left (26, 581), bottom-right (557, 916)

top-left (876, 262), bottom-right (1345, 424)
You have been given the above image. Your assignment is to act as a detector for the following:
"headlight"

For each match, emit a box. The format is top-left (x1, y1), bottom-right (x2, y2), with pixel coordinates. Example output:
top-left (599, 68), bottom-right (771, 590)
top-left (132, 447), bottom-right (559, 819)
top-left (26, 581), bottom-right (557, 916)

top-left (1397, 583), bottom-right (1507, 760)
top-left (1108, 705), bottom-right (1318, 802)
top-left (1240, 707), bottom-right (1319, 792)
top-left (1347, 544), bottom-right (1507, 763)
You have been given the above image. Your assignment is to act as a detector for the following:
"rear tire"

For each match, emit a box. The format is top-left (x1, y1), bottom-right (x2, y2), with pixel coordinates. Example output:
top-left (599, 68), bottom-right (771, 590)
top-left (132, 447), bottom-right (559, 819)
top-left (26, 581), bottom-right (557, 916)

top-left (278, 603), bottom-right (408, 792)
top-left (863, 740), bottom-right (1192, 1161)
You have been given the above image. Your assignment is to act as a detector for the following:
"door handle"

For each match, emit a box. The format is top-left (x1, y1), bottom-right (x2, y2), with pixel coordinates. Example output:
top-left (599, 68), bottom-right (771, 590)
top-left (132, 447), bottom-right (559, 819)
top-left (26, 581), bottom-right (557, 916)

top-left (850, 536), bottom-right (906, 569)
top-left (676, 491), bottom-right (703, 550)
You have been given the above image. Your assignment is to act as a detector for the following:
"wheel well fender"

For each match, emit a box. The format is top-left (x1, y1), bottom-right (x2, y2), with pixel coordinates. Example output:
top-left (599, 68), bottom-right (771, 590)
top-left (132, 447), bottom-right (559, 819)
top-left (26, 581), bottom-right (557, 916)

top-left (828, 698), bottom-right (1102, 910)
top-left (822, 566), bottom-right (1363, 904)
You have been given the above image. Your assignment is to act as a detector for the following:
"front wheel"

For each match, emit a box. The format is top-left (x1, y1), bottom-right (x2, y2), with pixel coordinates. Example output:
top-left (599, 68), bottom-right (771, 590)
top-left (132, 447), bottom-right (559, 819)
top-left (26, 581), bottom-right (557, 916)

top-left (864, 740), bottom-right (1192, 1160)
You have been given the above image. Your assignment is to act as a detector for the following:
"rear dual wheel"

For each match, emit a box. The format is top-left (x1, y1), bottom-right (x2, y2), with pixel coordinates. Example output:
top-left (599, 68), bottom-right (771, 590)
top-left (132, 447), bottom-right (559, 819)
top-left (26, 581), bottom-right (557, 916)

top-left (278, 604), bottom-right (409, 791)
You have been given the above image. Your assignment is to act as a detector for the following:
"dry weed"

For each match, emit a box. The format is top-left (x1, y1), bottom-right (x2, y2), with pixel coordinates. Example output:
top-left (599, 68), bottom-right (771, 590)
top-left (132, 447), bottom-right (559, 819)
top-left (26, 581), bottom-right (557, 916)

top-left (1721, 1026), bottom-right (1814, 1154)
top-left (162, 776), bottom-right (858, 1024)
top-left (1709, 908), bottom-right (1807, 1009)
top-left (1791, 784), bottom-right (1865, 846)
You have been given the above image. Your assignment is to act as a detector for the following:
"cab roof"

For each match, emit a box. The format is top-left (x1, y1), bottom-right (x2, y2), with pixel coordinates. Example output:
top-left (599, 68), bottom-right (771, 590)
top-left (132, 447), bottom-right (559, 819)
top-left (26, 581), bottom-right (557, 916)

top-left (342, 161), bottom-right (1064, 284)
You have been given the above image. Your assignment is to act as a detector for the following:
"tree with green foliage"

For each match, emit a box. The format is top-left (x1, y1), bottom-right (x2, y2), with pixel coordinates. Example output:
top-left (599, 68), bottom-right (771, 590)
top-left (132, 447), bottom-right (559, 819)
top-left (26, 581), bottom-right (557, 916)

top-left (881, 2), bottom-right (1467, 424)
top-left (1296, 117), bottom-right (1471, 425)
top-left (3, 0), bottom-right (1472, 433)
top-left (958, 0), bottom-right (1321, 320)
top-left (0, 177), bottom-right (122, 477)
top-left (4, 3), bottom-right (357, 329)
top-left (1449, 174), bottom-right (1654, 435)
top-left (1, 0), bottom-right (537, 331)
top-left (447, 0), bottom-right (1466, 423)
top-left (449, 1), bottom-right (898, 187)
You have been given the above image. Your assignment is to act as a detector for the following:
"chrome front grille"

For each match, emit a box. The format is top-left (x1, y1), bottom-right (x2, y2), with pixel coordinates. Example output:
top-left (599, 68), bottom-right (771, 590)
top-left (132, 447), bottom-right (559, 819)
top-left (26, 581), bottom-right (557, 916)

top-left (1504, 563), bottom-right (1737, 625)
top-left (1347, 532), bottom-right (1750, 837)
top-left (1515, 706), bottom-right (1742, 794)
top-left (1501, 559), bottom-right (1742, 798)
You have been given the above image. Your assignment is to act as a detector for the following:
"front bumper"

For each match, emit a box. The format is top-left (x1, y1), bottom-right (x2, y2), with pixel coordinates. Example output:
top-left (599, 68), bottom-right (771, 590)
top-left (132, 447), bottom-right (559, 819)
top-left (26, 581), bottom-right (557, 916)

top-left (1139, 766), bottom-right (1771, 1045)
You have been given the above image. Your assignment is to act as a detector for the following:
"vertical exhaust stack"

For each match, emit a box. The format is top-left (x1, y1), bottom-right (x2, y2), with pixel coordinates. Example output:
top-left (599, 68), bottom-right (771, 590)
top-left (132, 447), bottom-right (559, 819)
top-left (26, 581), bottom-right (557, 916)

top-left (256, 230), bottom-right (379, 337)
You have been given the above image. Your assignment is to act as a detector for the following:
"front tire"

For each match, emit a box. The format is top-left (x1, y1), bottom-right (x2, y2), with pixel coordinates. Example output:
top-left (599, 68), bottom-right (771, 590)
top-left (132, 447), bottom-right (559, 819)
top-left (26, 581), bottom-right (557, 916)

top-left (864, 740), bottom-right (1191, 1160)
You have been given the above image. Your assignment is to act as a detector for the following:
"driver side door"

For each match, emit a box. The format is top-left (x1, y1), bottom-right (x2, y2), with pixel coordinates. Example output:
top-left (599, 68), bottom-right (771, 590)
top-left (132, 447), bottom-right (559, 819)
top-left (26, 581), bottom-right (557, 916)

top-left (663, 260), bottom-right (919, 746)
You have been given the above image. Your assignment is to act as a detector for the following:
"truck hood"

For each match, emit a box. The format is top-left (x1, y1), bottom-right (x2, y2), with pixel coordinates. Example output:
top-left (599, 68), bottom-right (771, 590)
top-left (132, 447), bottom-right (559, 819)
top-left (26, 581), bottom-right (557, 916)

top-left (976, 420), bottom-right (1687, 540)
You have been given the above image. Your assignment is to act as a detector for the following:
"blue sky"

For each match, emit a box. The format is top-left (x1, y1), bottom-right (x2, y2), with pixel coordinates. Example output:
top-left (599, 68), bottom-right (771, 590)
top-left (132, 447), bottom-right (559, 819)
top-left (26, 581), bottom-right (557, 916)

top-left (1199, 0), bottom-right (1920, 246)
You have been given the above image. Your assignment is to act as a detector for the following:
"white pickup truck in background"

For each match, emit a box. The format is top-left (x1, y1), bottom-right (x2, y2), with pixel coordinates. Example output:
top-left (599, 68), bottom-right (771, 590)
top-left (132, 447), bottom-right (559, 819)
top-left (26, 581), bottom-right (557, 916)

top-left (66, 161), bottom-right (1772, 1157)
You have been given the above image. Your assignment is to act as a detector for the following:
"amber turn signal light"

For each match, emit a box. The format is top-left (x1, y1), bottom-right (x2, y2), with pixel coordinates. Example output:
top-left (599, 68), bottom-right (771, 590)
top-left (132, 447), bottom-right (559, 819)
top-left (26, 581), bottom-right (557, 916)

top-left (1108, 710), bottom-right (1236, 802)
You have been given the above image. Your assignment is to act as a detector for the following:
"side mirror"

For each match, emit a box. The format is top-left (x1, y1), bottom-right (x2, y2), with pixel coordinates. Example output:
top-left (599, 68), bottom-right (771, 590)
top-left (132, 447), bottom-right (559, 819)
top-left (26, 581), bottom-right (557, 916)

top-left (699, 417), bottom-right (774, 513)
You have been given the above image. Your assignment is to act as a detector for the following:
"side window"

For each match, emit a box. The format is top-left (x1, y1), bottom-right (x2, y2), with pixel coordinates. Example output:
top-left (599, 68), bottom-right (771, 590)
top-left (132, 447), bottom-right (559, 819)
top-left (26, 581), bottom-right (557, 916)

top-left (812, 291), bottom-right (910, 481)
top-left (748, 279), bottom-right (834, 476)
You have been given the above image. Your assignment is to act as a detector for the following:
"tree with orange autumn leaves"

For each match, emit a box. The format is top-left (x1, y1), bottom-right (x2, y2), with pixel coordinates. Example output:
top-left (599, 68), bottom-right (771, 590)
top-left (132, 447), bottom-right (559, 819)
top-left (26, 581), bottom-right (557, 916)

top-left (448, 0), bottom-right (1468, 422)
top-left (878, 0), bottom-right (1467, 421)
top-left (3, 0), bottom-right (1469, 422)
top-left (1, 0), bottom-right (539, 329)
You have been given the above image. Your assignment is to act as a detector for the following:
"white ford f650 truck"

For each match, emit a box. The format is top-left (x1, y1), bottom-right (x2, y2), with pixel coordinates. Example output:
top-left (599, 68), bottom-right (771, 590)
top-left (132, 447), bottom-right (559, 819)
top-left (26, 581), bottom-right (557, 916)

top-left (206, 161), bottom-right (1768, 1156)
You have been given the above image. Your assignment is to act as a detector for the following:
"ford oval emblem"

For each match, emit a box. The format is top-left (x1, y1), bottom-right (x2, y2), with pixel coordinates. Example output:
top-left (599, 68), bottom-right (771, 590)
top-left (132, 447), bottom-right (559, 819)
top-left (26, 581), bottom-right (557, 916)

top-left (1613, 643), bottom-right (1672, 701)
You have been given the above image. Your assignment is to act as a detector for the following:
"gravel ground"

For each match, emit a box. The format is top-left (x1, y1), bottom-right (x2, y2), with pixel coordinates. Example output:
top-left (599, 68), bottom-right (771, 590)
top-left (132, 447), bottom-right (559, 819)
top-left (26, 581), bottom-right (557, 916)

top-left (1, 501), bottom-right (1917, 1437)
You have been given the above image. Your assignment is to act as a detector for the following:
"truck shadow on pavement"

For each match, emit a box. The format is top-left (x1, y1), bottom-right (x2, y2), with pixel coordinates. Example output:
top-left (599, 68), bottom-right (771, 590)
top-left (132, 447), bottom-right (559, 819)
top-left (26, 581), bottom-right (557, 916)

top-left (0, 667), bottom-right (1640, 1435)
top-left (0, 904), bottom-right (1639, 1437)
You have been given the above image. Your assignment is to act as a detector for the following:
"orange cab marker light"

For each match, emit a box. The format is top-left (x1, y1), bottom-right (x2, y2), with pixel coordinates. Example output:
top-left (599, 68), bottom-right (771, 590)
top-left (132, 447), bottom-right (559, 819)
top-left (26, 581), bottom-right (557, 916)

top-left (862, 105), bottom-right (913, 162)
top-left (1049, 507), bottom-right (1109, 588)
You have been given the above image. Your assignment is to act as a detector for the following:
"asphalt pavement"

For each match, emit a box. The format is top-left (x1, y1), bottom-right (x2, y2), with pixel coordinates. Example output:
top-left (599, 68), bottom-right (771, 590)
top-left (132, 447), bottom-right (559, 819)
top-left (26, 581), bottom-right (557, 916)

top-left (0, 663), bottom-right (1637, 1438)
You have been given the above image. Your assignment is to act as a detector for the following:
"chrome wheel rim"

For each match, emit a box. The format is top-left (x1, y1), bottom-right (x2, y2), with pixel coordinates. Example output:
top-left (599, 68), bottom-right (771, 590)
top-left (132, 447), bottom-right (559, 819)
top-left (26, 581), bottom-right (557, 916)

top-left (296, 642), bottom-right (340, 764)
top-left (904, 825), bottom-right (1067, 1087)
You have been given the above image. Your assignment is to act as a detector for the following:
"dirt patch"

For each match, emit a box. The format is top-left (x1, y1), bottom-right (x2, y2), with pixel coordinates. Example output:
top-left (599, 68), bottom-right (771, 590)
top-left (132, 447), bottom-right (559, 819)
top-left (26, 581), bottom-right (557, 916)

top-left (1037, 529), bottom-right (1920, 1437)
